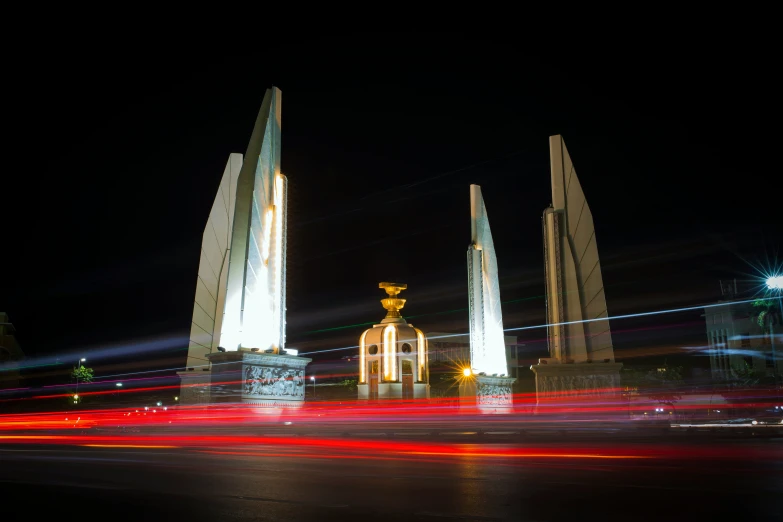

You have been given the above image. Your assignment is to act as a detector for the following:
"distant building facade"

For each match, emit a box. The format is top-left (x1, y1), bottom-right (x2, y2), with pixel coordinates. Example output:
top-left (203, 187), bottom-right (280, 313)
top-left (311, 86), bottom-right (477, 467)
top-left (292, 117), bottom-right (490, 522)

top-left (0, 312), bottom-right (25, 389)
top-left (704, 279), bottom-right (782, 381)
top-left (427, 332), bottom-right (522, 377)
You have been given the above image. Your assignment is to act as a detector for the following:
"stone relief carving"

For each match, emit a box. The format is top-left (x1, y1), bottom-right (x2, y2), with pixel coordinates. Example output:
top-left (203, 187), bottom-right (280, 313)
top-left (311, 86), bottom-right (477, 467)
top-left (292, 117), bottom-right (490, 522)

top-left (243, 365), bottom-right (304, 398)
top-left (537, 374), bottom-right (619, 398)
top-left (477, 382), bottom-right (513, 406)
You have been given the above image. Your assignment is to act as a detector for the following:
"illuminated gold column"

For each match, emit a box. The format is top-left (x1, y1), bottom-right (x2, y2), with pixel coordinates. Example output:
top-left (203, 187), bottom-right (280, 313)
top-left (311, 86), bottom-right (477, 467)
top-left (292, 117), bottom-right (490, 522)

top-left (359, 330), bottom-right (368, 383)
top-left (415, 328), bottom-right (425, 382)
top-left (272, 173), bottom-right (285, 350)
top-left (383, 325), bottom-right (396, 381)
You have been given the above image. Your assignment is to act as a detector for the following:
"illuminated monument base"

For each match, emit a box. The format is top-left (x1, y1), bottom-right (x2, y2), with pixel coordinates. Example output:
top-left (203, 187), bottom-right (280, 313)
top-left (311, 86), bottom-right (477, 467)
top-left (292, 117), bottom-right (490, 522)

top-left (530, 359), bottom-right (621, 402)
top-left (459, 375), bottom-right (516, 414)
top-left (202, 350), bottom-right (311, 407)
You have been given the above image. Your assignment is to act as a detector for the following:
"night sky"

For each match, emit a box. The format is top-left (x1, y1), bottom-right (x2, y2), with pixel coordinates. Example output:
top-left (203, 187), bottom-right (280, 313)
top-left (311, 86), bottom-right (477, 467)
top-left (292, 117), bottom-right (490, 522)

top-left (3, 39), bottom-right (780, 378)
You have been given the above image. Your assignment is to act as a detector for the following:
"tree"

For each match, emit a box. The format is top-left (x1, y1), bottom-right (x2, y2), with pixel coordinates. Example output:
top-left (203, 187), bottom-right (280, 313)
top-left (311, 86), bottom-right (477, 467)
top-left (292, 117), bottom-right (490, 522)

top-left (68, 365), bottom-right (94, 407)
top-left (751, 298), bottom-right (781, 330)
top-left (645, 363), bottom-right (684, 411)
top-left (732, 359), bottom-right (761, 387)
top-left (750, 298), bottom-right (781, 383)
top-left (72, 365), bottom-right (94, 384)
top-left (338, 379), bottom-right (358, 392)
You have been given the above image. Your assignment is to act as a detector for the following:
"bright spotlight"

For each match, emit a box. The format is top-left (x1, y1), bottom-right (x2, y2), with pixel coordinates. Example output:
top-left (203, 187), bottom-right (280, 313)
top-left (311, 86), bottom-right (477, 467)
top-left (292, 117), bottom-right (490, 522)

top-left (80, 358), bottom-right (86, 362)
top-left (116, 383), bottom-right (123, 387)
top-left (73, 394), bottom-right (79, 399)
top-left (767, 276), bottom-right (783, 290)
top-left (462, 368), bottom-right (472, 377)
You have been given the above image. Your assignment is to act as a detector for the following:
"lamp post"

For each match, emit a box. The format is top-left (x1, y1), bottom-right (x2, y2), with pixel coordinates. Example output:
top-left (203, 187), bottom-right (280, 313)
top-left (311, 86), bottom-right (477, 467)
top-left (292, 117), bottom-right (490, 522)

top-left (310, 376), bottom-right (315, 399)
top-left (75, 358), bottom-right (86, 397)
top-left (767, 276), bottom-right (783, 383)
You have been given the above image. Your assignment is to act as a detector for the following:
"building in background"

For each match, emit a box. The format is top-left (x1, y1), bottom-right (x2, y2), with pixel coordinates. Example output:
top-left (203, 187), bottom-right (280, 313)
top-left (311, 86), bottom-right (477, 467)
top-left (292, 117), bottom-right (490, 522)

top-left (0, 312), bottom-right (25, 389)
top-left (427, 332), bottom-right (522, 377)
top-left (530, 135), bottom-right (622, 400)
top-left (704, 279), bottom-right (782, 381)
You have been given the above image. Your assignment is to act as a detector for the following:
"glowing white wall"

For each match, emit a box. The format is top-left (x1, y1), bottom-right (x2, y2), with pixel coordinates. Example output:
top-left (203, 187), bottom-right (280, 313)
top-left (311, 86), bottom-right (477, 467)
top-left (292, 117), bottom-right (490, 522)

top-left (467, 185), bottom-right (508, 376)
top-left (547, 135), bottom-right (614, 362)
top-left (222, 87), bottom-right (286, 352)
top-left (185, 154), bottom-right (242, 369)
top-left (185, 87), bottom-right (287, 371)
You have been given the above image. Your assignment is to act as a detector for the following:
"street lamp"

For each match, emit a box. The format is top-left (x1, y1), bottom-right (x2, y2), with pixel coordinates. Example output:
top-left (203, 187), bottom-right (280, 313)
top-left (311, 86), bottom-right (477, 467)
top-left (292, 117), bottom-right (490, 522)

top-left (116, 382), bottom-right (123, 387)
top-left (767, 276), bottom-right (783, 291)
top-left (767, 276), bottom-right (783, 381)
top-left (310, 376), bottom-right (315, 399)
top-left (75, 358), bottom-right (86, 396)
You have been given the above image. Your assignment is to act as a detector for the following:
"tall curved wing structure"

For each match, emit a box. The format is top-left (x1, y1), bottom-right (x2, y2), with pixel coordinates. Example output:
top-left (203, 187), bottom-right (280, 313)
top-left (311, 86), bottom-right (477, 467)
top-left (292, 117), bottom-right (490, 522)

top-left (467, 185), bottom-right (508, 376)
top-left (221, 87), bottom-right (286, 353)
top-left (185, 87), bottom-right (287, 373)
top-left (186, 154), bottom-right (242, 369)
top-left (544, 135), bottom-right (614, 362)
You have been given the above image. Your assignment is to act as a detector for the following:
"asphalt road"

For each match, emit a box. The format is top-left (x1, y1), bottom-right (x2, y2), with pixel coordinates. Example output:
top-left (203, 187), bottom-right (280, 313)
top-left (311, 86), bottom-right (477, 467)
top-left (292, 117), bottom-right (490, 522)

top-left (2, 437), bottom-right (782, 522)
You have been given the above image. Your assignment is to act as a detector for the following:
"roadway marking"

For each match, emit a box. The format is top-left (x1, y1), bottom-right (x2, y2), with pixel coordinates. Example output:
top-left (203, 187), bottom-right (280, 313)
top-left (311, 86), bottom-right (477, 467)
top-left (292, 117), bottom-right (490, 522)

top-left (415, 511), bottom-right (501, 521)
top-left (220, 494), bottom-right (348, 509)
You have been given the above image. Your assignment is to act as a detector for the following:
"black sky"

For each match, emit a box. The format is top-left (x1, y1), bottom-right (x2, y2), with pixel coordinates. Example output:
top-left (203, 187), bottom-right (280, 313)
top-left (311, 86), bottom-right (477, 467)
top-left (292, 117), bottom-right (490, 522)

top-left (2, 37), bottom-right (780, 375)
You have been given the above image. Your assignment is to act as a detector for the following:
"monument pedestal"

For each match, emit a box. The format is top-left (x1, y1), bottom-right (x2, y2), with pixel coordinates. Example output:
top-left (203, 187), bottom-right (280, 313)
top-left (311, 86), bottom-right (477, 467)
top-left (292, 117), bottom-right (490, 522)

top-left (205, 350), bottom-right (311, 408)
top-left (176, 370), bottom-right (212, 405)
top-left (459, 375), bottom-right (516, 414)
top-left (530, 359), bottom-right (622, 403)
top-left (357, 383), bottom-right (430, 400)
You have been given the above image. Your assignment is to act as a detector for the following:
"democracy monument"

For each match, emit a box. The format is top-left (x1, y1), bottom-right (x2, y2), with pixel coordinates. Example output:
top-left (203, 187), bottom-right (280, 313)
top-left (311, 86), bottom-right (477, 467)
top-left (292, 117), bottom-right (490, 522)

top-left (176, 85), bottom-right (619, 409)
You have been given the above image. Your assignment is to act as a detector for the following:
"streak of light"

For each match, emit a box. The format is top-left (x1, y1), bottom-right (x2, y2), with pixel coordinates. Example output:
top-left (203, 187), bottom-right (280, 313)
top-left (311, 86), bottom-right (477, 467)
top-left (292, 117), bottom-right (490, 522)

top-left (298, 296), bottom-right (781, 355)
top-left (82, 445), bottom-right (178, 448)
top-left (506, 296), bottom-right (781, 332)
top-left (405, 452), bottom-right (651, 459)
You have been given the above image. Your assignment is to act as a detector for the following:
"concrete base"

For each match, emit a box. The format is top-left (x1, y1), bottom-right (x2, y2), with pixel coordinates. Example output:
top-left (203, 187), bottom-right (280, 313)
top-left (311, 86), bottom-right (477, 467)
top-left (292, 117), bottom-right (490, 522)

top-left (459, 375), bottom-right (516, 414)
top-left (176, 370), bottom-right (212, 405)
top-left (357, 382), bottom-right (430, 400)
top-left (530, 359), bottom-right (623, 402)
top-left (178, 349), bottom-right (311, 407)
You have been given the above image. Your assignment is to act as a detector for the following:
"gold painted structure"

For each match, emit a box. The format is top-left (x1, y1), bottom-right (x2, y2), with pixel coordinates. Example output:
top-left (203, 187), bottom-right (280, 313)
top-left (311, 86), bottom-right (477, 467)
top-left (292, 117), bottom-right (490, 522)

top-left (379, 282), bottom-right (407, 320)
top-left (357, 283), bottom-right (430, 400)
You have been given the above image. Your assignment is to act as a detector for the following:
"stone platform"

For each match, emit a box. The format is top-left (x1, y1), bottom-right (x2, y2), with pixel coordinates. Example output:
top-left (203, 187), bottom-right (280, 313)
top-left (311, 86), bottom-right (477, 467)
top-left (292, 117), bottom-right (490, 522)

top-left (459, 375), bottom-right (516, 414)
top-left (200, 349), bottom-right (311, 407)
top-left (530, 359), bottom-right (623, 401)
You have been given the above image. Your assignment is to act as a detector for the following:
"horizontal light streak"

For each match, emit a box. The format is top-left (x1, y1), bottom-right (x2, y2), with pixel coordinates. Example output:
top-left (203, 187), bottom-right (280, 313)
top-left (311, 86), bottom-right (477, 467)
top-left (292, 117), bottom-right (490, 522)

top-left (297, 296), bottom-right (782, 356)
top-left (406, 451), bottom-right (650, 459)
top-left (82, 444), bottom-right (178, 448)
